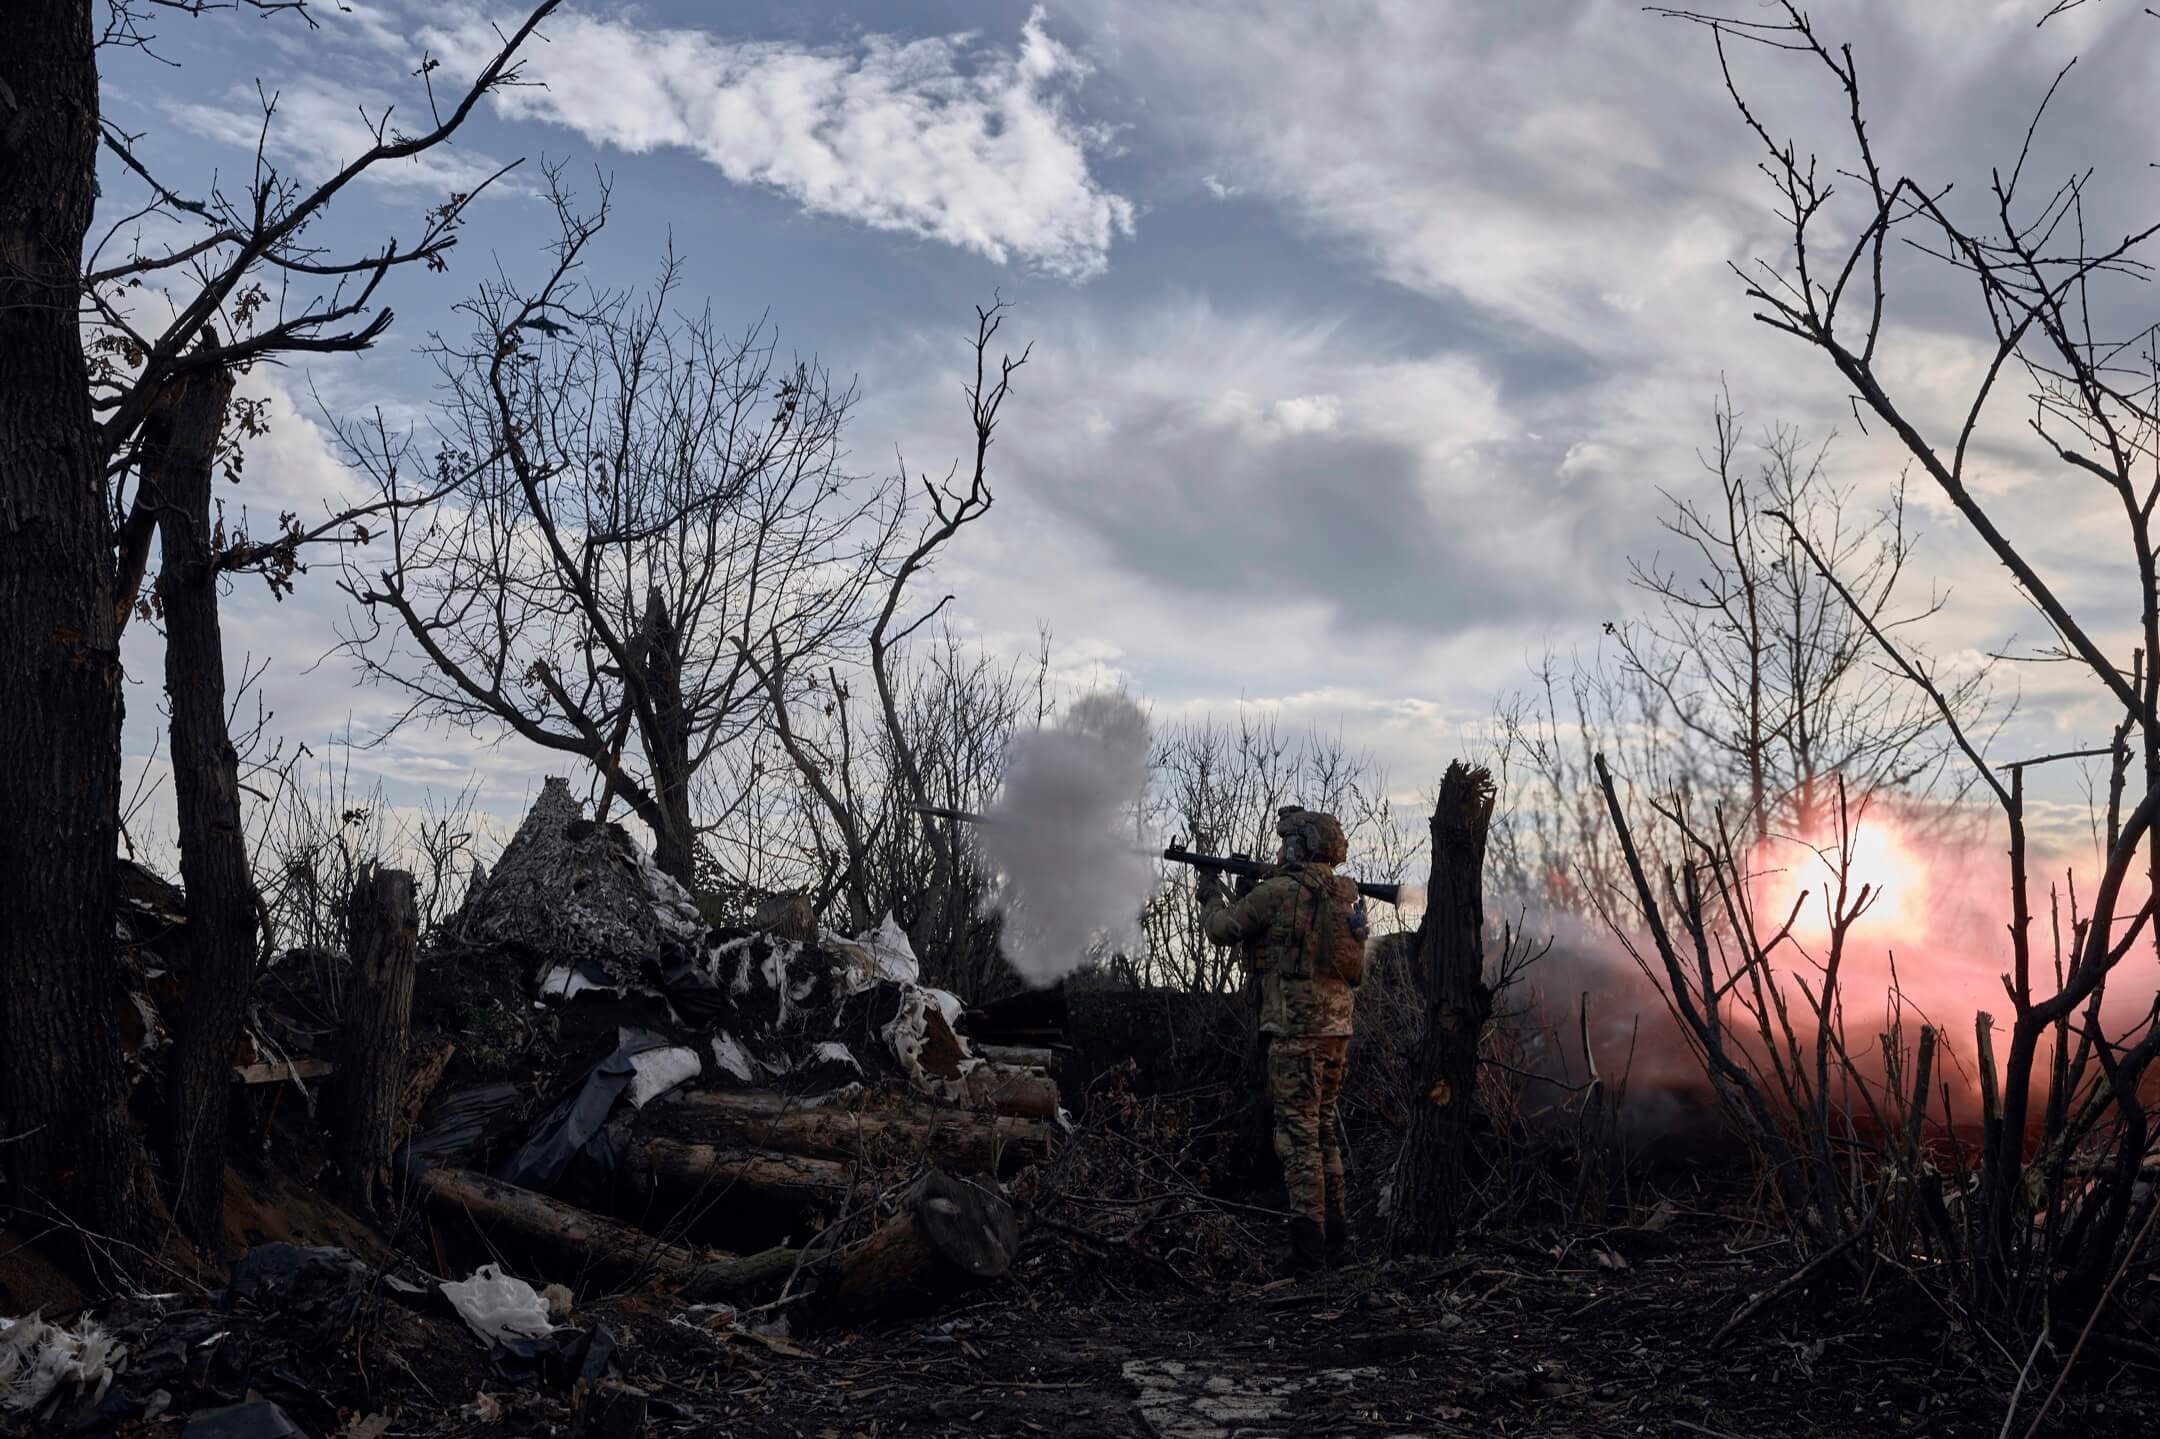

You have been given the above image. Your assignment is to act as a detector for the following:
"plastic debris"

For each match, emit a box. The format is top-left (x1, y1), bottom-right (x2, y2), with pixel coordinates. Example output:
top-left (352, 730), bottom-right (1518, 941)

top-left (709, 1031), bottom-right (762, 1082)
top-left (538, 958), bottom-right (617, 1001)
top-left (830, 912), bottom-right (920, 990)
top-left (181, 1398), bottom-right (307, 1438)
top-left (495, 1028), bottom-right (677, 1197)
top-left (440, 1264), bottom-right (554, 1348)
top-left (0, 1309), bottom-right (123, 1417)
top-left (223, 1244), bottom-right (370, 1330)
top-left (397, 1081), bottom-right (526, 1183)
top-left (810, 1040), bottom-right (860, 1071)
top-left (626, 1043), bottom-right (702, 1108)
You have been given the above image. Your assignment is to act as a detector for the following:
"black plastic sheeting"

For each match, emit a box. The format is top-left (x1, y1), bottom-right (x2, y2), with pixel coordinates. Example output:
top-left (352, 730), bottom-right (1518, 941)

top-left (487, 1318), bottom-right (618, 1388)
top-left (493, 1028), bottom-right (678, 1208)
top-left (395, 1080), bottom-right (526, 1186)
top-left (180, 1398), bottom-right (309, 1438)
top-left (223, 1244), bottom-right (370, 1330)
top-left (646, 939), bottom-right (732, 1028)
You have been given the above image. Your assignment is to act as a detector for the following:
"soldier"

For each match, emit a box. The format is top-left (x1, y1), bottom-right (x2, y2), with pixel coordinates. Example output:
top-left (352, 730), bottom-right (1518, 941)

top-left (1195, 805), bottom-right (1367, 1273)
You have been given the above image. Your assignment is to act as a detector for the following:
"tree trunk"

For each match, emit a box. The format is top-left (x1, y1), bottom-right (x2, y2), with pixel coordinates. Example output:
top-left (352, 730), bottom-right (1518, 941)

top-left (329, 868), bottom-right (419, 1213)
top-left (664, 1088), bottom-right (1054, 1174)
top-left (637, 587), bottom-right (695, 887)
top-left (823, 1168), bottom-right (1019, 1324)
top-left (149, 363), bottom-right (257, 1252)
top-left (0, 0), bottom-right (148, 1262)
top-left (1388, 762), bottom-right (1497, 1257)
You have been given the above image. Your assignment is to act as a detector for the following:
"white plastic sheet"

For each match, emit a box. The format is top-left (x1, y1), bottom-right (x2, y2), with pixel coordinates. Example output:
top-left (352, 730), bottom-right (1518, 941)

top-left (626, 1044), bottom-right (702, 1108)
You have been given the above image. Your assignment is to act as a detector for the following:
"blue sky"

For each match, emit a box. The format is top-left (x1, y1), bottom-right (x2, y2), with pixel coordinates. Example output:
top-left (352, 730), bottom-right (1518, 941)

top-left (96, 0), bottom-right (2160, 858)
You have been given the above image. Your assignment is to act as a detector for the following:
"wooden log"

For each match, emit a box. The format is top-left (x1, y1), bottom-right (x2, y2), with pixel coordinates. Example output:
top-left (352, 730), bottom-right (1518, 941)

top-left (958, 1062), bottom-right (1060, 1120)
top-left (627, 1138), bottom-right (853, 1215)
top-left (230, 1058), bottom-right (336, 1085)
top-left (416, 1166), bottom-right (714, 1292)
top-left (824, 1169), bottom-right (1019, 1324)
top-left (972, 1044), bottom-right (1060, 1071)
top-left (330, 867), bottom-right (420, 1214)
top-left (667, 1089), bottom-right (1054, 1173)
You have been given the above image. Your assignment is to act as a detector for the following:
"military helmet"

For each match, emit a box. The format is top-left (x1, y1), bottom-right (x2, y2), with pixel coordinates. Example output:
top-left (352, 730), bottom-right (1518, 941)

top-left (1275, 805), bottom-right (1348, 865)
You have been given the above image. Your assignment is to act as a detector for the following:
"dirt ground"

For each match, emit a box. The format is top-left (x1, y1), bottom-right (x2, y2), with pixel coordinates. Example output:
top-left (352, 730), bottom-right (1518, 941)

top-left (5, 1190), bottom-right (2156, 1437)
top-left (588, 1229), bottom-right (2156, 1439)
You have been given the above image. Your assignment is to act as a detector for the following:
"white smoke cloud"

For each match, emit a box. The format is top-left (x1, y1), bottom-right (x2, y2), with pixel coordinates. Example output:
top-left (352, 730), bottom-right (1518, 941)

top-left (978, 692), bottom-right (1155, 985)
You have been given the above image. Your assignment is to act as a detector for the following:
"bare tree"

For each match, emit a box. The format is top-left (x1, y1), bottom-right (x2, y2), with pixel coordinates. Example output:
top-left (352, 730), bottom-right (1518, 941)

top-left (1639, 0), bottom-right (2160, 1344)
top-left (745, 301), bottom-right (1030, 980)
top-left (0, 0), bottom-right (557, 1262)
top-left (1493, 394), bottom-right (2002, 925)
top-left (343, 189), bottom-right (896, 886)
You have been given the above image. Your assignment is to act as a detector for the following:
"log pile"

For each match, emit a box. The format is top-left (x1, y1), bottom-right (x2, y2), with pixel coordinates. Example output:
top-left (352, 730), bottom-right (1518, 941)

top-left (391, 779), bottom-right (1065, 1330)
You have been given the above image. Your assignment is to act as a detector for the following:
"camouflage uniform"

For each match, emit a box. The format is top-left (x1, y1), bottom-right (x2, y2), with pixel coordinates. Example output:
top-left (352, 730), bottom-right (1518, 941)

top-left (1198, 808), bottom-right (1361, 1270)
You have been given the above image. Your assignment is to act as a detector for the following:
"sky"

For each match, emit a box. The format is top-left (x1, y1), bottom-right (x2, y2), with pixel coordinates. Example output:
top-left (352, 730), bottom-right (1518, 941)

top-left (94, 0), bottom-right (2160, 872)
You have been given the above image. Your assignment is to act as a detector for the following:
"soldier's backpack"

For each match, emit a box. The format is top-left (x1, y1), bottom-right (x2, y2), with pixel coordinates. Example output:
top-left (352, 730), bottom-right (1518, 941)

top-left (1282, 869), bottom-right (1367, 988)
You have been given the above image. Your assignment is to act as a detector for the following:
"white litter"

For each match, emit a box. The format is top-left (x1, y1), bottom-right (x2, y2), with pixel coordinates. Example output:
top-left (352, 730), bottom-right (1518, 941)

top-left (880, 986), bottom-right (981, 1104)
top-left (439, 1265), bottom-right (554, 1347)
top-left (538, 963), bottom-right (613, 1000)
top-left (838, 913), bottom-right (921, 989)
top-left (0, 1311), bottom-right (124, 1416)
top-left (810, 1041), bottom-right (861, 1072)
top-left (626, 1044), bottom-right (703, 1108)
top-left (710, 1032), bottom-right (762, 1083)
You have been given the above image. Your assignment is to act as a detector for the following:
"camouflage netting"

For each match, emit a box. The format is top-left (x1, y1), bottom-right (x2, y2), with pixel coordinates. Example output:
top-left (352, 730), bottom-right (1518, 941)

top-left (446, 777), bottom-right (702, 977)
top-left (428, 777), bottom-right (1011, 1114)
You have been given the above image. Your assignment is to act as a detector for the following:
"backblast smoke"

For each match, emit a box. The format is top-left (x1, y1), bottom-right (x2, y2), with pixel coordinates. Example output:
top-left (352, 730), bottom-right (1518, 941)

top-left (977, 692), bottom-right (1155, 986)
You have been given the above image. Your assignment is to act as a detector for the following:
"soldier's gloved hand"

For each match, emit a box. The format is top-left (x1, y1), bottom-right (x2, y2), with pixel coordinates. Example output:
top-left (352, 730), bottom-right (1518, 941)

top-left (1229, 852), bottom-right (1258, 898)
top-left (1193, 869), bottom-right (1228, 907)
top-left (1349, 897), bottom-right (1370, 943)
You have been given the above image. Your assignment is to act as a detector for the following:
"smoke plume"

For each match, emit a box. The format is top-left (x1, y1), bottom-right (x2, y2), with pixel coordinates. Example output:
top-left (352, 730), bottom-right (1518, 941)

top-left (978, 692), bottom-right (1155, 986)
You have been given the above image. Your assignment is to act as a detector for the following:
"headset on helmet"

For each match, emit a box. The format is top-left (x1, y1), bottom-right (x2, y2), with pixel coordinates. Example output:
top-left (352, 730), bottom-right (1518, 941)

top-left (1275, 805), bottom-right (1348, 865)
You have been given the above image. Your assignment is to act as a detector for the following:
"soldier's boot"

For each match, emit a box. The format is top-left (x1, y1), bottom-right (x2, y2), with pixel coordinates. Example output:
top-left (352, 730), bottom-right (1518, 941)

top-left (1278, 1217), bottom-right (1326, 1277)
top-left (1324, 1202), bottom-right (1353, 1268)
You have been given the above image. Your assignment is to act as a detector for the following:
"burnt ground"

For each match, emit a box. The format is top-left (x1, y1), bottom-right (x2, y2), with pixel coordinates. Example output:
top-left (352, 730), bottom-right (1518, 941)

top-left (22, 1222), bottom-right (2139, 1438)
top-left (586, 1227), bottom-right (2157, 1439)
top-left (4, 1151), bottom-right (2156, 1437)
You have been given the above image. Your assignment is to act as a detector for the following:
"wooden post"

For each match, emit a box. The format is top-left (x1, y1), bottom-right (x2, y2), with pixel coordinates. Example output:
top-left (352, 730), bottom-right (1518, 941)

top-left (1387, 762), bottom-right (1497, 1257)
top-left (330, 866), bottom-right (419, 1213)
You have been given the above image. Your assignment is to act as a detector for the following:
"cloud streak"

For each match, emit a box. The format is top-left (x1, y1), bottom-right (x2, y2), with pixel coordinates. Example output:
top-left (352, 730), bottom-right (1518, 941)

top-left (422, 4), bottom-right (1134, 279)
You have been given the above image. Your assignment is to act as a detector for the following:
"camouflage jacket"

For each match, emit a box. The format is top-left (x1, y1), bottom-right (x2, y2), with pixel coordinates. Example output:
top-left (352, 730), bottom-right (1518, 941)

top-left (1200, 863), bottom-right (1356, 1038)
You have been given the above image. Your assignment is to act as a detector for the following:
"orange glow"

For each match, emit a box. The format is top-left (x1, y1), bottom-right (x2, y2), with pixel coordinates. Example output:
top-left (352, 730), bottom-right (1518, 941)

top-left (1757, 820), bottom-right (1922, 938)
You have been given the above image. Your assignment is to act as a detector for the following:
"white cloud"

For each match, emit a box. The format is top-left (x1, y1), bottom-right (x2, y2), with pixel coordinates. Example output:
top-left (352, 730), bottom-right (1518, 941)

top-left (164, 81), bottom-right (517, 193)
top-left (420, 4), bottom-right (1135, 279)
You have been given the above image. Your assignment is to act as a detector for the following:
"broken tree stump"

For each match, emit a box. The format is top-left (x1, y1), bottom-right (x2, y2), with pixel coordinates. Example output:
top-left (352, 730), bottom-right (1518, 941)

top-left (1388, 763), bottom-right (1497, 1258)
top-left (824, 1168), bottom-right (1019, 1324)
top-left (667, 1089), bottom-right (1054, 1174)
top-left (330, 867), bottom-right (420, 1213)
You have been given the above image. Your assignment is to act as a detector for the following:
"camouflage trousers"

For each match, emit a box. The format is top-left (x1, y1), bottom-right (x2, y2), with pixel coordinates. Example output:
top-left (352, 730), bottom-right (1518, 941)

top-left (1266, 1035), bottom-right (1349, 1227)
